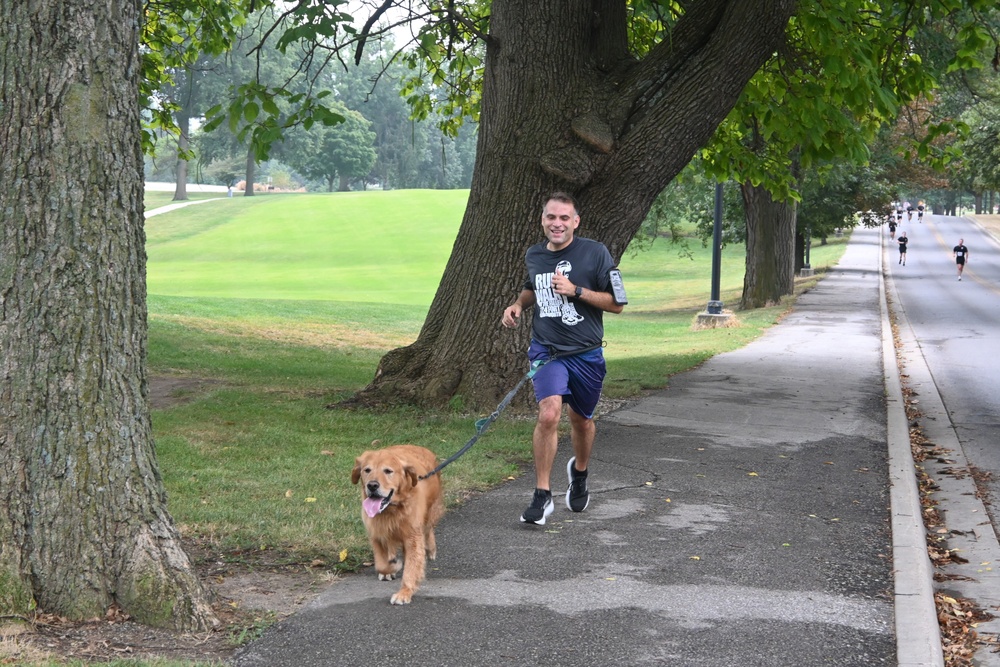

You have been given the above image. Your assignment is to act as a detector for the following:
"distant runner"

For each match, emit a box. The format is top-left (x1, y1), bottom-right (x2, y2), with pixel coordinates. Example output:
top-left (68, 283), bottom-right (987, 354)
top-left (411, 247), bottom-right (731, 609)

top-left (888, 219), bottom-right (897, 240)
top-left (917, 201), bottom-right (925, 223)
top-left (897, 232), bottom-right (908, 266)
top-left (954, 239), bottom-right (968, 281)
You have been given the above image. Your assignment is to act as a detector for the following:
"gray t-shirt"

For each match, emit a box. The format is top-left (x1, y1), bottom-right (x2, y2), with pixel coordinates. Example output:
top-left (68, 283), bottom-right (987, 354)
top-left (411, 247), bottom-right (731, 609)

top-left (523, 237), bottom-right (617, 353)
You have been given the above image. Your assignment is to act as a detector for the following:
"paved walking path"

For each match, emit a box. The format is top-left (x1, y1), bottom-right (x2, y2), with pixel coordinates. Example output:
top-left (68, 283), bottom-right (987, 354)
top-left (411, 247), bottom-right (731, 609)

top-left (144, 198), bottom-right (224, 218)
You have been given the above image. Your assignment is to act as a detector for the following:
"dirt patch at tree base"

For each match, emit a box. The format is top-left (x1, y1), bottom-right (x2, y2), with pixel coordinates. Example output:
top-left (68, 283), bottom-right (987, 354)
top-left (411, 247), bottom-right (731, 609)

top-left (1, 552), bottom-right (336, 665)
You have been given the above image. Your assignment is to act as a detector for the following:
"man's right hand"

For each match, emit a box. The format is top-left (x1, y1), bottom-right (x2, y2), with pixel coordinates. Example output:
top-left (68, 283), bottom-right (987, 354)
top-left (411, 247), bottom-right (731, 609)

top-left (502, 304), bottom-right (522, 328)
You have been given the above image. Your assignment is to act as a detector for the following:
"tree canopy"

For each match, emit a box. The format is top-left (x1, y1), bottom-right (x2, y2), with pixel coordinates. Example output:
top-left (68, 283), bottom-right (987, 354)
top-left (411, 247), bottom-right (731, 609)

top-left (288, 103), bottom-right (377, 190)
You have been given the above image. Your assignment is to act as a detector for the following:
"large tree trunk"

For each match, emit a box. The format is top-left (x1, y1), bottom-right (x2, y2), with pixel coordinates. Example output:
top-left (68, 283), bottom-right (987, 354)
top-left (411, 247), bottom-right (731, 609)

top-left (355, 0), bottom-right (795, 411)
top-left (740, 182), bottom-right (797, 309)
top-left (0, 0), bottom-right (217, 631)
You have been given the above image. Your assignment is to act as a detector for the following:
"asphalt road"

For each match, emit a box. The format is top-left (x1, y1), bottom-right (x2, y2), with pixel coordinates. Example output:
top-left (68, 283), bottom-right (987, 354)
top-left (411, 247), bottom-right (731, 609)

top-left (886, 214), bottom-right (1000, 662)
top-left (888, 213), bottom-right (1000, 514)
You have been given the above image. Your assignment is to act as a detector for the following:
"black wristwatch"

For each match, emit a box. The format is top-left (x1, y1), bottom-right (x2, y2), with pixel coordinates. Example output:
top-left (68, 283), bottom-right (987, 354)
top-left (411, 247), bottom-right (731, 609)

top-left (574, 286), bottom-right (583, 298)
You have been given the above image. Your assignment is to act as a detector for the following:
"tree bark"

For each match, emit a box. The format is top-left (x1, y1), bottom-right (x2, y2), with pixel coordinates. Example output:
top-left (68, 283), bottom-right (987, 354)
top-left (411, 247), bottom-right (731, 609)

top-left (740, 182), bottom-right (797, 309)
top-left (173, 110), bottom-right (190, 201)
top-left (0, 0), bottom-right (217, 631)
top-left (244, 144), bottom-right (256, 197)
top-left (354, 0), bottom-right (795, 411)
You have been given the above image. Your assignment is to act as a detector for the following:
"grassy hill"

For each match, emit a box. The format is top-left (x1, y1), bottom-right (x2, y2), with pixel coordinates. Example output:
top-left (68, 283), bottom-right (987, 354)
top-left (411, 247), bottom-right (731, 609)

top-left (146, 190), bottom-right (470, 305)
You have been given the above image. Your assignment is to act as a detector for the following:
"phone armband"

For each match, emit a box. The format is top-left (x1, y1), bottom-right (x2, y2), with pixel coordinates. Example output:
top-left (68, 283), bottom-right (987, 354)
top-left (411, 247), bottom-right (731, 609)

top-left (609, 269), bottom-right (628, 305)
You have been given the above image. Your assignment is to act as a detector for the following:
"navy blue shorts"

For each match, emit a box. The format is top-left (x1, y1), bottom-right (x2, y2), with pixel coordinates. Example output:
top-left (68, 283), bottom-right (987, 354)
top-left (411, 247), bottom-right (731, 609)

top-left (528, 340), bottom-right (607, 418)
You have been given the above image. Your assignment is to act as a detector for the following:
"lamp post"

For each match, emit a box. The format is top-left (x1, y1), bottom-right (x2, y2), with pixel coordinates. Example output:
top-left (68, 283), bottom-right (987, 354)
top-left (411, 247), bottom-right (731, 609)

top-left (697, 182), bottom-right (732, 327)
top-left (707, 182), bottom-right (724, 315)
top-left (800, 226), bottom-right (814, 277)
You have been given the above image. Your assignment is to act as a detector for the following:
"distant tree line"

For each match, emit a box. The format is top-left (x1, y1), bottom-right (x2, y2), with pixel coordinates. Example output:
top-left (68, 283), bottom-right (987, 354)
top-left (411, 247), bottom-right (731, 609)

top-left (144, 14), bottom-right (477, 195)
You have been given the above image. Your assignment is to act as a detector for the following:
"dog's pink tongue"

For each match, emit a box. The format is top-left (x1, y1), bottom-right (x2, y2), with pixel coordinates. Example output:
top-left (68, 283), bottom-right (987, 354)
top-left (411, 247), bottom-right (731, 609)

top-left (363, 497), bottom-right (383, 518)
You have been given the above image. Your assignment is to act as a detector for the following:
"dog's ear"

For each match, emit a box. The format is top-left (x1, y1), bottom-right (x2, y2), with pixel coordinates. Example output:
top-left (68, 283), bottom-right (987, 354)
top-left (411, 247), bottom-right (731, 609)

top-left (403, 465), bottom-right (420, 488)
top-left (351, 456), bottom-right (365, 485)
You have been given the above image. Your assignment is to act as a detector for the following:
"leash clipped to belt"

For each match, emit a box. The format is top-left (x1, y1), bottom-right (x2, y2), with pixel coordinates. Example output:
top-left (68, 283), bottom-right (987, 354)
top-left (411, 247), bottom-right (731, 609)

top-left (419, 341), bottom-right (604, 481)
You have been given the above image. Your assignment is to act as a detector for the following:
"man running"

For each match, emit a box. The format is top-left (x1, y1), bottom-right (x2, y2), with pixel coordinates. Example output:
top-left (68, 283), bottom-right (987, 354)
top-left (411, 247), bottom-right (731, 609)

top-left (917, 201), bottom-right (925, 222)
top-left (898, 231), bottom-right (908, 266)
top-left (954, 238), bottom-right (969, 281)
top-left (888, 218), bottom-right (897, 240)
top-left (502, 192), bottom-right (627, 525)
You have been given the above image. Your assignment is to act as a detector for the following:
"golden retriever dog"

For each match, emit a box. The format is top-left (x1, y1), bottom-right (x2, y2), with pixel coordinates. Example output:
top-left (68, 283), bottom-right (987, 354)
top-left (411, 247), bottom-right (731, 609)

top-left (351, 444), bottom-right (444, 604)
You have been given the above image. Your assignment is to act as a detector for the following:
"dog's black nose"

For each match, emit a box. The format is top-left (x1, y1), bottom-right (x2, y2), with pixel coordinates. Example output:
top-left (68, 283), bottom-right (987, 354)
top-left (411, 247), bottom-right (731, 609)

top-left (367, 481), bottom-right (380, 494)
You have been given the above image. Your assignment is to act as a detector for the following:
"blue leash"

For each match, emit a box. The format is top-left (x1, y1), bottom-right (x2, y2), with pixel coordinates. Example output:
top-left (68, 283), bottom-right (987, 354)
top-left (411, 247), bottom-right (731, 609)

top-left (419, 342), bottom-right (603, 480)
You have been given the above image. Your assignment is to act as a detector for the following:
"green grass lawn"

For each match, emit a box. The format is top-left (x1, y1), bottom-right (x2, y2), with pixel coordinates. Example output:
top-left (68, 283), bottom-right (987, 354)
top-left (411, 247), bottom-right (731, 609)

top-left (141, 188), bottom-right (849, 562)
top-left (146, 190), bottom-right (469, 304)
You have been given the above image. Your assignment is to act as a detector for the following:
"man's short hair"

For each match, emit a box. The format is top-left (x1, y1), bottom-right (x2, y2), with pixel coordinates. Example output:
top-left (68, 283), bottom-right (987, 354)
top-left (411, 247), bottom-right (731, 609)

top-left (544, 191), bottom-right (579, 216)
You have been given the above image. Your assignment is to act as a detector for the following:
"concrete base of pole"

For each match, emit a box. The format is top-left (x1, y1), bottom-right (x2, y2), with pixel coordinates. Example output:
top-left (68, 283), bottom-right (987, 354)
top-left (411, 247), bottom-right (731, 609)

top-left (799, 267), bottom-right (815, 277)
top-left (696, 312), bottom-right (735, 328)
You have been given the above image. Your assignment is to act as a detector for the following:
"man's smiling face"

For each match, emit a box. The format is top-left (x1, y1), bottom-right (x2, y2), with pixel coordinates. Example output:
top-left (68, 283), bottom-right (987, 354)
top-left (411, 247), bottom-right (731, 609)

top-left (541, 199), bottom-right (580, 251)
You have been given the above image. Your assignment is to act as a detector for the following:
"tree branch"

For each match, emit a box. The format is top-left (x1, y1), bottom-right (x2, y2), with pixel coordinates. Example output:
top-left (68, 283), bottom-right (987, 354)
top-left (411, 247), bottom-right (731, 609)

top-left (438, 3), bottom-right (492, 45)
top-left (619, 0), bottom-right (729, 126)
top-left (354, 0), bottom-right (398, 65)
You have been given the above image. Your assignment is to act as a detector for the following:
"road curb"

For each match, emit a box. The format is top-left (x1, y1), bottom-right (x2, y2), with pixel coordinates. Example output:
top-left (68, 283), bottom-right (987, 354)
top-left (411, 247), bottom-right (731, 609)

top-left (880, 230), bottom-right (945, 667)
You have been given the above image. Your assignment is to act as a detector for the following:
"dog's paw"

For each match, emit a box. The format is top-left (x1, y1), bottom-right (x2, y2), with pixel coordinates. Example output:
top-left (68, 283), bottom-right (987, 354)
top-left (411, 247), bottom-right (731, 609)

top-left (390, 590), bottom-right (413, 605)
top-left (378, 572), bottom-right (396, 581)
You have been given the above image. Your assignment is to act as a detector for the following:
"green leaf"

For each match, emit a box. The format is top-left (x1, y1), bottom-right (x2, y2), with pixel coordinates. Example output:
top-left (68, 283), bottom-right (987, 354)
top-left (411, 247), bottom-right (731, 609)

top-left (243, 102), bottom-right (260, 124)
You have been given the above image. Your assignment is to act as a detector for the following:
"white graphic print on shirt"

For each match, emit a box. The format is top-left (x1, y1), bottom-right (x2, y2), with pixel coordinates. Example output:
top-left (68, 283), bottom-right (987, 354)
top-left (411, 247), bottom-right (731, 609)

top-left (535, 260), bottom-right (584, 326)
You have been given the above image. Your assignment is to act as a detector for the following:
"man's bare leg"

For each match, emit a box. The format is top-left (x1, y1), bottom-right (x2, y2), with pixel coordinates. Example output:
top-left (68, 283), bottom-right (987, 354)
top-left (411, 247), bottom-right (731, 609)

top-left (532, 395), bottom-right (563, 490)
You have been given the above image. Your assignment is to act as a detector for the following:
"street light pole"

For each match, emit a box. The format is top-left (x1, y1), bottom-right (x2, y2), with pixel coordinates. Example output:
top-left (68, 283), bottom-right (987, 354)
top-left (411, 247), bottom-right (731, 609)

top-left (707, 182), bottom-right (724, 315)
top-left (800, 225), bottom-right (814, 277)
top-left (697, 182), bottom-right (732, 327)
